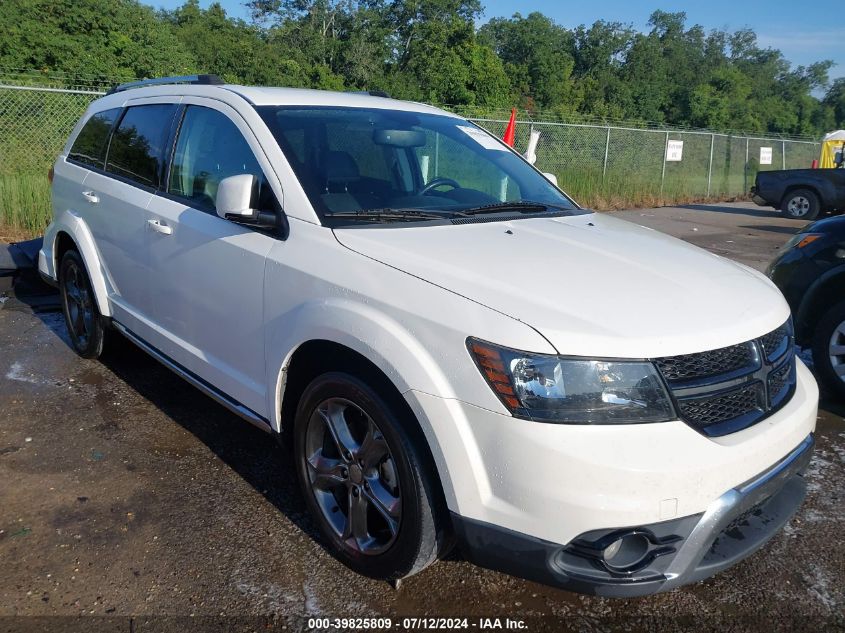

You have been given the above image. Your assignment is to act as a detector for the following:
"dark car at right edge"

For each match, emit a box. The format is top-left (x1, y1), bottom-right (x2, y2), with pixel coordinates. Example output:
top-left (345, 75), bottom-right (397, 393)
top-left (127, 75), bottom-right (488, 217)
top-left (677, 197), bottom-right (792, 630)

top-left (768, 214), bottom-right (845, 397)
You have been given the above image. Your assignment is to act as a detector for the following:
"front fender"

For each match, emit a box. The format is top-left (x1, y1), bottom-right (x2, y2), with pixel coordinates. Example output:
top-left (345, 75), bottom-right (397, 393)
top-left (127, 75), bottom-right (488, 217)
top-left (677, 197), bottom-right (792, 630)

top-left (266, 298), bottom-right (497, 513)
top-left (264, 294), bottom-right (554, 513)
top-left (40, 210), bottom-right (113, 317)
top-left (267, 298), bottom-right (467, 429)
top-left (261, 222), bottom-right (557, 513)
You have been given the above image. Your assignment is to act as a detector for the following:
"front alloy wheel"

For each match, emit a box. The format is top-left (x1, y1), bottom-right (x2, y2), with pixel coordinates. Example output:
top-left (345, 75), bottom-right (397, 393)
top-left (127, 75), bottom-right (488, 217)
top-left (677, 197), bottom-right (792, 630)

top-left (304, 397), bottom-right (401, 555)
top-left (294, 372), bottom-right (445, 580)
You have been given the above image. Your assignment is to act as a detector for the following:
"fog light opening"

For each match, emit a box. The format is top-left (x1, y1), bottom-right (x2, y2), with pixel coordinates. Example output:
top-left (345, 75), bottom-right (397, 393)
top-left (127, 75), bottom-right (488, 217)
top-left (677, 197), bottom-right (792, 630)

top-left (602, 533), bottom-right (651, 571)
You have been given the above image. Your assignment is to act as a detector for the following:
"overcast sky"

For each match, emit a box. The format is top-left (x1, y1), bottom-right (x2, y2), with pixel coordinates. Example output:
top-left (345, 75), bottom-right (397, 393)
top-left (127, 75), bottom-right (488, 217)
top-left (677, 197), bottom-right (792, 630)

top-left (151, 0), bottom-right (845, 85)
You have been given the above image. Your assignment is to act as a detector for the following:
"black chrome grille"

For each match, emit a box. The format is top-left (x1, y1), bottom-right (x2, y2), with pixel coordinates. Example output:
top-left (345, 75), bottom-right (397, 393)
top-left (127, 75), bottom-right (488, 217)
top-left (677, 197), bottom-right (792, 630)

top-left (655, 319), bottom-right (795, 437)
top-left (654, 342), bottom-right (756, 384)
top-left (677, 384), bottom-right (763, 430)
top-left (760, 324), bottom-right (791, 362)
top-left (768, 360), bottom-right (795, 406)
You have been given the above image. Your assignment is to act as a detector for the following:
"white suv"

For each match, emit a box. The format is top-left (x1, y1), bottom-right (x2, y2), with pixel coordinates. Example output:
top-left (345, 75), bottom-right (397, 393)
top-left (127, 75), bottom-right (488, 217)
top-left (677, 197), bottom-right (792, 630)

top-left (39, 75), bottom-right (818, 597)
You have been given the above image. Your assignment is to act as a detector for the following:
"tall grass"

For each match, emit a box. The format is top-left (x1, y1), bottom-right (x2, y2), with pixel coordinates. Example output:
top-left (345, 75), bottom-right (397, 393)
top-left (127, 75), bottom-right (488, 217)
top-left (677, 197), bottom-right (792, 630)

top-left (557, 167), bottom-right (747, 210)
top-left (0, 164), bottom-right (742, 241)
top-left (0, 172), bottom-right (53, 241)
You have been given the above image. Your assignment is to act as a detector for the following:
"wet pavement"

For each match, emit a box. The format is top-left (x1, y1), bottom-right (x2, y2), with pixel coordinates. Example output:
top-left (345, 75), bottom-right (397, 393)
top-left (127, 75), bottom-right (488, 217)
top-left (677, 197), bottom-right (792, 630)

top-left (0, 202), bottom-right (843, 632)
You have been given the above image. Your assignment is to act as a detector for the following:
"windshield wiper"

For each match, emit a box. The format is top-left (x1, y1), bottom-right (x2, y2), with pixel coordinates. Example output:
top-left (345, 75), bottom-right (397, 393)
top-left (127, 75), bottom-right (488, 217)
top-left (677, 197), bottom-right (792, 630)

top-left (325, 208), bottom-right (451, 222)
top-left (455, 201), bottom-right (553, 217)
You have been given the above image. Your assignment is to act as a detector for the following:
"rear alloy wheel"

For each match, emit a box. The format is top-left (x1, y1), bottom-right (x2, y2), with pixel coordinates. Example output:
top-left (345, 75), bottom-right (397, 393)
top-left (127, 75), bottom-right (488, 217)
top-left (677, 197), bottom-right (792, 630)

top-left (59, 250), bottom-right (106, 359)
top-left (781, 189), bottom-right (820, 220)
top-left (813, 301), bottom-right (845, 399)
top-left (294, 372), bottom-right (443, 580)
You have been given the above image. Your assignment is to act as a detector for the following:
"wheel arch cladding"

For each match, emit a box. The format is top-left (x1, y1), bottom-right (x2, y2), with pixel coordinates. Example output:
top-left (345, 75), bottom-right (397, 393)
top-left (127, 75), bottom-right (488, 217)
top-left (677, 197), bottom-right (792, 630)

top-left (53, 221), bottom-right (112, 317)
top-left (55, 231), bottom-right (76, 268)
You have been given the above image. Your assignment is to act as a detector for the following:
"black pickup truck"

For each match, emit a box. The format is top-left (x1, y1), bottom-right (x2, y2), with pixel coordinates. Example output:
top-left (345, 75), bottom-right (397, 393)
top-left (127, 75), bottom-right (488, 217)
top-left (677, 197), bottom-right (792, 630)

top-left (751, 169), bottom-right (845, 220)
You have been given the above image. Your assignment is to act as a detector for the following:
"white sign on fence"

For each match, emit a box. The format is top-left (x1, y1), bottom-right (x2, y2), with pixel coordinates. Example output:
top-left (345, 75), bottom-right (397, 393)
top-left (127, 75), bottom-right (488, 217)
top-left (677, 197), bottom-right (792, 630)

top-left (666, 139), bottom-right (684, 161)
top-left (760, 147), bottom-right (773, 165)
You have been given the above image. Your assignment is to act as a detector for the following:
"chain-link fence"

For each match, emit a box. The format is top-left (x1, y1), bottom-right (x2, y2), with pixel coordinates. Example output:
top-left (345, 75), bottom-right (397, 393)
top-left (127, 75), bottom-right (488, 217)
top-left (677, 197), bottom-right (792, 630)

top-left (0, 78), bottom-right (109, 236)
top-left (0, 73), bottom-right (824, 236)
top-left (475, 119), bottom-right (821, 208)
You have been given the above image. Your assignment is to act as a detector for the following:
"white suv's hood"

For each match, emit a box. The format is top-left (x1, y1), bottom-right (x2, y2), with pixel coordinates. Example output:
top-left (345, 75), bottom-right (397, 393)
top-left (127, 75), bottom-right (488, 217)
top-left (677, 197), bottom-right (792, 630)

top-left (333, 213), bottom-right (790, 358)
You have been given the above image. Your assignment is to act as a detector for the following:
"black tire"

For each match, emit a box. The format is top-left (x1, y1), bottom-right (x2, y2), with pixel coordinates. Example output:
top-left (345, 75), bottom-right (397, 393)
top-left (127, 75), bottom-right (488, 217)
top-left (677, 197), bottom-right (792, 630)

top-left (59, 250), bottom-right (107, 359)
top-left (294, 371), bottom-right (444, 580)
top-left (812, 300), bottom-right (845, 399)
top-left (781, 188), bottom-right (821, 220)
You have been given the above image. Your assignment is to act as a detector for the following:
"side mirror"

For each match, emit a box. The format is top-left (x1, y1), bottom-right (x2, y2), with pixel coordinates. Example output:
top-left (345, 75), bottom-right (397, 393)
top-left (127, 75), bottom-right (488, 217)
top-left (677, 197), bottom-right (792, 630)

top-left (216, 174), bottom-right (281, 230)
top-left (216, 174), bottom-right (256, 219)
top-left (542, 172), bottom-right (558, 187)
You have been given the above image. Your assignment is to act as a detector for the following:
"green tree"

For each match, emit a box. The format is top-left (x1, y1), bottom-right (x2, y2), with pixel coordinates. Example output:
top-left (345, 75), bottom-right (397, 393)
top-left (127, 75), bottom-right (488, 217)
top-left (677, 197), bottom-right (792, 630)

top-left (0, 0), bottom-right (195, 80)
top-left (0, 0), bottom-right (839, 135)
top-left (571, 20), bottom-right (634, 120)
top-left (164, 0), bottom-right (290, 85)
top-left (823, 79), bottom-right (845, 129)
top-left (479, 12), bottom-right (578, 112)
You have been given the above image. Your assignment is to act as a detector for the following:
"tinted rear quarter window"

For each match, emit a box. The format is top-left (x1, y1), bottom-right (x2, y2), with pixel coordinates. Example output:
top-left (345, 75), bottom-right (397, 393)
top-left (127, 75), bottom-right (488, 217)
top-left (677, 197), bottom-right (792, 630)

top-left (68, 108), bottom-right (121, 169)
top-left (105, 104), bottom-right (178, 188)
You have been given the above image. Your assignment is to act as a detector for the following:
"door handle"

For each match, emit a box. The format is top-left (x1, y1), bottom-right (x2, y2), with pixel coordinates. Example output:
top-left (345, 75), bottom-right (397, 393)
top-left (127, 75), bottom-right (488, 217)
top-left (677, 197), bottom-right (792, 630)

top-left (81, 190), bottom-right (99, 204)
top-left (147, 219), bottom-right (173, 235)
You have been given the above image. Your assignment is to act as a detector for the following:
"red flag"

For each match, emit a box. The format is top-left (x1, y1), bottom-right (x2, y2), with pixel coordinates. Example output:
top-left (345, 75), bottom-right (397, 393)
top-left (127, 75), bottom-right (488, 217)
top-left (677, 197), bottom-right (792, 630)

top-left (503, 108), bottom-right (517, 147)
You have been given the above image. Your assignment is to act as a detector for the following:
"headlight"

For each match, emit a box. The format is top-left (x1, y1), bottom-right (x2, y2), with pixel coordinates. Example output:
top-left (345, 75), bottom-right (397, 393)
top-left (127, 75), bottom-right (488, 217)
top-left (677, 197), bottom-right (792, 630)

top-left (467, 338), bottom-right (673, 424)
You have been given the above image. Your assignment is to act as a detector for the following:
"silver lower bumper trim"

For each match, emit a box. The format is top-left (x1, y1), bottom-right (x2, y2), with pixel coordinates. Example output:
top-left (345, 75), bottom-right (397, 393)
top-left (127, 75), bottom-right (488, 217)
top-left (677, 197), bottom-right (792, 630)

top-left (661, 433), bottom-right (814, 589)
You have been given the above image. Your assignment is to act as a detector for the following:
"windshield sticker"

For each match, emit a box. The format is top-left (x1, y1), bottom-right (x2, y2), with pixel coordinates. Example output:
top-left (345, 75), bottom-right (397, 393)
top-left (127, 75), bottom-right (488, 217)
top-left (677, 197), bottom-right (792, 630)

top-left (457, 125), bottom-right (509, 152)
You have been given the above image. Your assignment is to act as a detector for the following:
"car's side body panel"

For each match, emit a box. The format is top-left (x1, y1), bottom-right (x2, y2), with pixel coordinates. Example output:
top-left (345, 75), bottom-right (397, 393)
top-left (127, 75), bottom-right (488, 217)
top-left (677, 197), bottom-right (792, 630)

top-left (139, 97), bottom-right (285, 415)
top-left (142, 202), bottom-right (275, 416)
top-left (79, 168), bottom-right (154, 327)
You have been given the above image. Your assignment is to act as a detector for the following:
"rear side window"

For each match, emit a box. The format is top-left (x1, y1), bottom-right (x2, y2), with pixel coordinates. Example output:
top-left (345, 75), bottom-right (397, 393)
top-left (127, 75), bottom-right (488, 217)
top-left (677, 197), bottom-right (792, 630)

top-left (168, 106), bottom-right (273, 212)
top-left (105, 104), bottom-right (178, 188)
top-left (68, 108), bottom-right (121, 169)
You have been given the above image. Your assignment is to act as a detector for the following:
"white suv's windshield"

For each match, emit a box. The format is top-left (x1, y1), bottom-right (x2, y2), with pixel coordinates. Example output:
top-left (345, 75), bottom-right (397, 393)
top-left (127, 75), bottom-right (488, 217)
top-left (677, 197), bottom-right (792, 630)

top-left (258, 106), bottom-right (582, 224)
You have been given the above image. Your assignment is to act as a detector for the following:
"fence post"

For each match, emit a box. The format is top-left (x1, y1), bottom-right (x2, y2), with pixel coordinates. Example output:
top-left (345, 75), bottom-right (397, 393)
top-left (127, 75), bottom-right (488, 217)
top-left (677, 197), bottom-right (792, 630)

top-left (660, 131), bottom-right (669, 195)
top-left (602, 126), bottom-right (610, 183)
top-left (744, 136), bottom-right (750, 195)
top-left (782, 140), bottom-right (786, 170)
top-left (707, 133), bottom-right (715, 197)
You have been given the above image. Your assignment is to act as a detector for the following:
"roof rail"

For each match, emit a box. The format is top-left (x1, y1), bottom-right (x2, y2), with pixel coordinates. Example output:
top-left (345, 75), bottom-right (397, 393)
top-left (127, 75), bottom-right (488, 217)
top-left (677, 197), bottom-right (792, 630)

top-left (106, 74), bottom-right (224, 95)
top-left (347, 89), bottom-right (391, 98)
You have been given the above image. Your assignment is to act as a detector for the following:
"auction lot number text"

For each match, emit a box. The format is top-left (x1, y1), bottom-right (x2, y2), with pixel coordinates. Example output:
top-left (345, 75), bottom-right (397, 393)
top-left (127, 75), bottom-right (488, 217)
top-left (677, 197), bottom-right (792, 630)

top-left (308, 617), bottom-right (528, 630)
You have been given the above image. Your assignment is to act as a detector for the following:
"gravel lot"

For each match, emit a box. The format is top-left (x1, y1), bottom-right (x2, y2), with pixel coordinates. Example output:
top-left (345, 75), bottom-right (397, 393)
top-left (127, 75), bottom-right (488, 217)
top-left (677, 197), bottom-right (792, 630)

top-left (1, 202), bottom-right (843, 632)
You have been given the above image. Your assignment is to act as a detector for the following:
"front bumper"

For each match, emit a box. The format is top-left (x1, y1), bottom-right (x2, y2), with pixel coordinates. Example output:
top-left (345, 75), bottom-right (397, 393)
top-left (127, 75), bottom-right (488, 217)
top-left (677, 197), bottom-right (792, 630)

top-left (451, 433), bottom-right (814, 597)
top-left (405, 360), bottom-right (817, 546)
